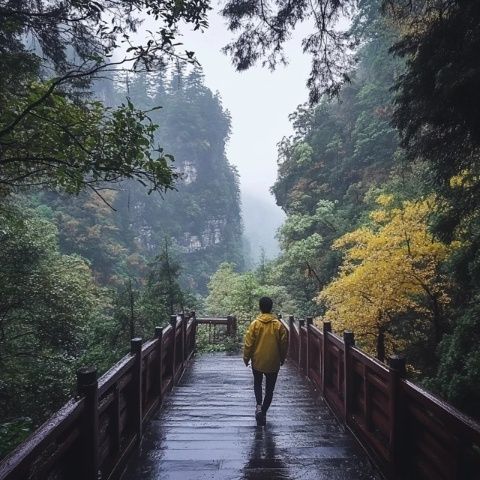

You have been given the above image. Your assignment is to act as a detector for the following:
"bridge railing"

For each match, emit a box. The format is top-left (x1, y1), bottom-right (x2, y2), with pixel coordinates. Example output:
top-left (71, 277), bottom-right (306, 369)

top-left (283, 315), bottom-right (480, 480)
top-left (0, 313), bottom-right (199, 480)
top-left (195, 315), bottom-right (238, 338)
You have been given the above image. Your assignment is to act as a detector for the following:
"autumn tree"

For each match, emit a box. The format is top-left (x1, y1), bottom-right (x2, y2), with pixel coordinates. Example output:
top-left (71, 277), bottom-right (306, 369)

top-left (318, 195), bottom-right (456, 361)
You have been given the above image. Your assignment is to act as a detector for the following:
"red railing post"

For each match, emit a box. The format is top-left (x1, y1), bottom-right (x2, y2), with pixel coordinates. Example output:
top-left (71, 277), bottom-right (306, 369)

top-left (77, 367), bottom-right (99, 480)
top-left (322, 321), bottom-right (331, 395)
top-left (298, 319), bottom-right (305, 373)
top-left (227, 315), bottom-right (233, 337)
top-left (288, 315), bottom-right (295, 360)
top-left (155, 326), bottom-right (164, 401)
top-left (170, 315), bottom-right (177, 384)
top-left (306, 317), bottom-right (313, 379)
top-left (388, 355), bottom-right (406, 478)
top-left (131, 338), bottom-right (143, 444)
top-left (343, 331), bottom-right (355, 423)
top-left (232, 315), bottom-right (237, 339)
top-left (180, 313), bottom-right (186, 367)
top-left (190, 311), bottom-right (196, 355)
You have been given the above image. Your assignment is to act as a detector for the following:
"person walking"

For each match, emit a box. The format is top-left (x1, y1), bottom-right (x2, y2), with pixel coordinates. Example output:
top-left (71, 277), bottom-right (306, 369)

top-left (243, 297), bottom-right (288, 426)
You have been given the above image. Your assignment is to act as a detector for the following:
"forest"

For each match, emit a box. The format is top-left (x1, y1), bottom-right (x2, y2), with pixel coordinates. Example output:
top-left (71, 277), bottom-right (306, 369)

top-left (1, 0), bottom-right (480, 461)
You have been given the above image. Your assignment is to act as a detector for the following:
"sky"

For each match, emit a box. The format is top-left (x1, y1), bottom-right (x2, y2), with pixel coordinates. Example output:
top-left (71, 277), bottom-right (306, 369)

top-left (180, 10), bottom-right (311, 199)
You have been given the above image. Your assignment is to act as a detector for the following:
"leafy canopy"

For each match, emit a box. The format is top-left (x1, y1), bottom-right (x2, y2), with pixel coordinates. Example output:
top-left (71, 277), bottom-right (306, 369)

top-left (0, 0), bottom-right (211, 195)
top-left (318, 195), bottom-right (457, 359)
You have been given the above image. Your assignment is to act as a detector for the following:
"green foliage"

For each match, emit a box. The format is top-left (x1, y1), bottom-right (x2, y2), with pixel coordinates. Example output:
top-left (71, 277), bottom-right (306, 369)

top-left (0, 0), bottom-right (212, 195)
top-left (0, 89), bottom-right (178, 194)
top-left (425, 300), bottom-right (480, 419)
top-left (0, 201), bottom-right (102, 454)
top-left (268, 20), bottom-right (403, 316)
top-left (205, 263), bottom-right (294, 339)
top-left (143, 239), bottom-right (185, 318)
top-left (0, 418), bottom-right (33, 460)
top-left (0, 196), bottom-right (197, 458)
top-left (104, 68), bottom-right (244, 294)
top-left (389, 0), bottom-right (480, 415)
top-left (37, 190), bottom-right (143, 285)
top-left (195, 327), bottom-right (240, 354)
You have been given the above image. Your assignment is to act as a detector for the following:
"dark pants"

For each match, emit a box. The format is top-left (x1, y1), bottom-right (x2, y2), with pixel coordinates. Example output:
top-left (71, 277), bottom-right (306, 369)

top-left (252, 368), bottom-right (278, 414)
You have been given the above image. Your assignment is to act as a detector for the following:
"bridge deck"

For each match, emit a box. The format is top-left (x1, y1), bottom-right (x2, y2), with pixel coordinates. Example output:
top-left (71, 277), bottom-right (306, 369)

top-left (121, 353), bottom-right (379, 480)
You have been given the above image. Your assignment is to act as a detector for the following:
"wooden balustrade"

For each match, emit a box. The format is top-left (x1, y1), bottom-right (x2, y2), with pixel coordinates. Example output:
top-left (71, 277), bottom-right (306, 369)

top-left (282, 317), bottom-right (480, 480)
top-left (2, 313), bottom-right (480, 480)
top-left (195, 316), bottom-right (238, 336)
top-left (0, 314), bottom-right (199, 480)
top-left (195, 316), bottom-right (238, 344)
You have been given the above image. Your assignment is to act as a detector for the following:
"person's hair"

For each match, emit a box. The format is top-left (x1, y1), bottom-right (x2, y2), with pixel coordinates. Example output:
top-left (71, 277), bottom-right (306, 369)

top-left (259, 296), bottom-right (273, 313)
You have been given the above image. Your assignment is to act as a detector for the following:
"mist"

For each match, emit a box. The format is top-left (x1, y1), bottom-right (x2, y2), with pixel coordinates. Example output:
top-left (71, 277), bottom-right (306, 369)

top-left (178, 9), bottom-right (312, 262)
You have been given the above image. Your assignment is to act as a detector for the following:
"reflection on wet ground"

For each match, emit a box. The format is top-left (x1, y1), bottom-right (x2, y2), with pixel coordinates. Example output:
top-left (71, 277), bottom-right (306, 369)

top-left (121, 353), bottom-right (379, 480)
top-left (242, 424), bottom-right (291, 480)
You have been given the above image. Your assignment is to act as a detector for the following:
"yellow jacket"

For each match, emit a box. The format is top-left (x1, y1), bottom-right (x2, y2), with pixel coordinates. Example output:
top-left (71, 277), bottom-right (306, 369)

top-left (243, 313), bottom-right (288, 373)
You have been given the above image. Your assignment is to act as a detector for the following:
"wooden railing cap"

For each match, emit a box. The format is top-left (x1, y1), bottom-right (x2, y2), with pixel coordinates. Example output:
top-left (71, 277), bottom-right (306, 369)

top-left (130, 337), bottom-right (143, 354)
top-left (77, 367), bottom-right (97, 387)
top-left (343, 331), bottom-right (355, 346)
top-left (388, 355), bottom-right (406, 374)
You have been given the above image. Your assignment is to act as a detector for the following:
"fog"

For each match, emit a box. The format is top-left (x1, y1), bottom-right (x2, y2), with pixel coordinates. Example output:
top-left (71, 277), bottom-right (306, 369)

top-left (179, 9), bottom-right (311, 262)
top-left (126, 7), bottom-right (312, 262)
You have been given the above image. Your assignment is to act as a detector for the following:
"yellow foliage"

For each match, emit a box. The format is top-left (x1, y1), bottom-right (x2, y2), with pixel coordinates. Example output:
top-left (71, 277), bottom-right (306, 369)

top-left (318, 196), bottom-right (458, 358)
top-left (449, 170), bottom-right (478, 189)
top-left (375, 193), bottom-right (394, 207)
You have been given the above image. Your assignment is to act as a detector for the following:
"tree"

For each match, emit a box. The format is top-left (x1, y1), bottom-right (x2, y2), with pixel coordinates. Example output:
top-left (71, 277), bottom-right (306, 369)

top-left (221, 0), bottom-right (362, 101)
top-left (113, 68), bottom-right (244, 294)
top-left (388, 1), bottom-right (480, 409)
top-left (268, 17), bottom-right (403, 316)
top-left (0, 0), bottom-right (211, 194)
top-left (318, 195), bottom-right (456, 361)
top-left (1, 85), bottom-right (178, 196)
top-left (391, 0), bottom-right (480, 288)
top-left (143, 238), bottom-right (184, 318)
top-left (0, 200), bottom-right (101, 455)
top-left (426, 299), bottom-right (480, 419)
top-left (392, 1), bottom-right (480, 200)
top-left (205, 263), bottom-right (294, 328)
top-left (43, 190), bottom-right (130, 284)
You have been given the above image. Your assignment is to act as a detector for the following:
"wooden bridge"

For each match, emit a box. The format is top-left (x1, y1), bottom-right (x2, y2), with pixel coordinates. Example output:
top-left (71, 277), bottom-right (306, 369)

top-left (0, 314), bottom-right (479, 480)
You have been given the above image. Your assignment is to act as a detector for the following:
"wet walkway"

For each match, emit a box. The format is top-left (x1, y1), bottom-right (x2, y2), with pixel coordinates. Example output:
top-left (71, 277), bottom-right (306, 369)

top-left (121, 353), bottom-right (379, 480)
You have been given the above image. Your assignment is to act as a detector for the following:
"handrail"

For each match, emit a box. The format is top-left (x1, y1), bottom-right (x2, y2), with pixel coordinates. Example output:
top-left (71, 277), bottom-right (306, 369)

top-left (3, 313), bottom-right (480, 480)
top-left (195, 315), bottom-right (237, 337)
top-left (0, 399), bottom-right (84, 479)
top-left (0, 313), bottom-right (203, 480)
top-left (284, 316), bottom-right (480, 480)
